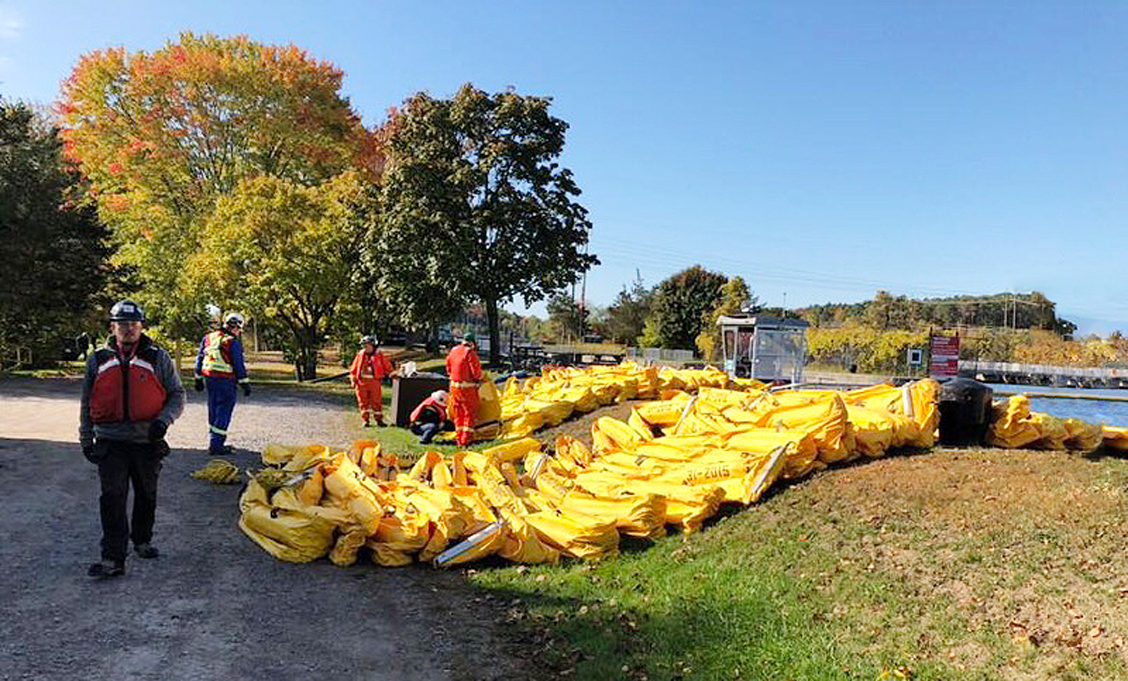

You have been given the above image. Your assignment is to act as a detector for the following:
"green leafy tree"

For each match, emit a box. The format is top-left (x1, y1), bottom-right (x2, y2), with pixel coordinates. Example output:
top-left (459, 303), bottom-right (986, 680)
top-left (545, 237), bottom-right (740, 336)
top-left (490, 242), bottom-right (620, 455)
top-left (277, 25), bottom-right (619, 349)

top-left (696, 276), bottom-right (755, 360)
top-left (546, 293), bottom-right (588, 343)
top-left (372, 84), bottom-right (598, 364)
top-left (865, 290), bottom-right (916, 330)
top-left (183, 172), bottom-right (366, 378)
top-left (644, 266), bottom-right (728, 350)
top-left (0, 99), bottom-right (110, 365)
top-left (605, 275), bottom-right (654, 345)
top-left (58, 33), bottom-right (379, 339)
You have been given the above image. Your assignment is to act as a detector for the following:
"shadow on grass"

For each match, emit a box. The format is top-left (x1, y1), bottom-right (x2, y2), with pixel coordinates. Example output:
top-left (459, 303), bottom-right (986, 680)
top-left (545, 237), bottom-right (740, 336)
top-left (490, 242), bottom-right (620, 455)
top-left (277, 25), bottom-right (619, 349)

top-left (469, 567), bottom-right (868, 681)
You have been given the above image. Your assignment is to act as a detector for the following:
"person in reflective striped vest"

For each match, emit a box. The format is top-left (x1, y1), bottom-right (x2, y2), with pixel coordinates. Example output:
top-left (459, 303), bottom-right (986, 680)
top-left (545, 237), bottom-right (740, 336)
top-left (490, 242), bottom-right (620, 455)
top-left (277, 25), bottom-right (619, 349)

top-left (194, 312), bottom-right (250, 456)
top-left (349, 335), bottom-right (394, 427)
top-left (445, 332), bottom-right (482, 447)
top-left (79, 299), bottom-right (184, 579)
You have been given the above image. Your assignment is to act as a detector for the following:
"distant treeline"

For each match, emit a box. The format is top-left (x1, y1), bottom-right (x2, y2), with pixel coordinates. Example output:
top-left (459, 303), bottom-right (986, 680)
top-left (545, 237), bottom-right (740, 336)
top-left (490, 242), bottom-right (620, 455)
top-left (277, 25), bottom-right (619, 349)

top-left (797, 291), bottom-right (1077, 336)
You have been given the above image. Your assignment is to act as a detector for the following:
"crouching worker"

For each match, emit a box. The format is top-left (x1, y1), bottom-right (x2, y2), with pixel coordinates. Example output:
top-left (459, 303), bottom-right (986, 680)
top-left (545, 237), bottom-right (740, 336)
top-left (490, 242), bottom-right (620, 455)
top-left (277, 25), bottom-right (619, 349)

top-left (79, 300), bottom-right (184, 579)
top-left (409, 390), bottom-right (453, 444)
top-left (349, 335), bottom-right (394, 427)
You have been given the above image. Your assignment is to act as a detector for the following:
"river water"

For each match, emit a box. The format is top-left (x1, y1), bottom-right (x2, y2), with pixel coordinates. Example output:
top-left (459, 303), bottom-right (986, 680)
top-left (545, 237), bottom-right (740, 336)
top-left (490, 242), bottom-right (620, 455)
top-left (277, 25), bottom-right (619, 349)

top-left (986, 383), bottom-right (1128, 426)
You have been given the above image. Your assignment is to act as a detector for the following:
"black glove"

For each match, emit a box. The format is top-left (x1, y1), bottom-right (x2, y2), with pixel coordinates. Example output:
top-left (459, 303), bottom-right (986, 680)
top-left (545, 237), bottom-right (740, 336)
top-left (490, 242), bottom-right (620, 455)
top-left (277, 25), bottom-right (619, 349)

top-left (242, 383), bottom-right (251, 397)
top-left (148, 419), bottom-right (168, 442)
top-left (82, 444), bottom-right (100, 464)
top-left (194, 377), bottom-right (204, 392)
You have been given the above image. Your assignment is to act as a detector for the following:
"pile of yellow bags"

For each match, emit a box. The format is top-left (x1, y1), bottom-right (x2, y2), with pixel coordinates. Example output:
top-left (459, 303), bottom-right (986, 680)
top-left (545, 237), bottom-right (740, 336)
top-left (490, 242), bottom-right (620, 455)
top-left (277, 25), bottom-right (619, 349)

top-left (620, 381), bottom-right (941, 473)
top-left (238, 378), bottom-right (944, 568)
top-left (987, 394), bottom-right (1107, 451)
top-left (497, 362), bottom-right (754, 439)
top-left (239, 365), bottom-right (1127, 569)
top-left (240, 438), bottom-right (611, 567)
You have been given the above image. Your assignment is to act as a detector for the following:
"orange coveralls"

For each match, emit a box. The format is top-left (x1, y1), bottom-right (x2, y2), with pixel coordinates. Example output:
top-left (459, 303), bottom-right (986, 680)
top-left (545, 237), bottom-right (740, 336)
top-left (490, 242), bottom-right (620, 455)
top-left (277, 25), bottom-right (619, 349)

top-left (446, 343), bottom-right (482, 446)
top-left (350, 349), bottom-right (393, 425)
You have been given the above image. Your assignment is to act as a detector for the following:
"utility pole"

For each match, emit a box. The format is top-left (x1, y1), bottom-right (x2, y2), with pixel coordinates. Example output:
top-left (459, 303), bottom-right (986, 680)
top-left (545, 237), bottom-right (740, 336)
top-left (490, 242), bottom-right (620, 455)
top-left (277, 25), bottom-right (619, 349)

top-left (579, 243), bottom-right (587, 339)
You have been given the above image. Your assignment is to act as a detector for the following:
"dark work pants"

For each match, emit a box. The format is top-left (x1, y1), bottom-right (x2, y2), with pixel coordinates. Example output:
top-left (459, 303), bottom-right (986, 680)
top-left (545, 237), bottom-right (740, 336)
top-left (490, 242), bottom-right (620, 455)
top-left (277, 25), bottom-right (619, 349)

top-left (96, 440), bottom-right (163, 563)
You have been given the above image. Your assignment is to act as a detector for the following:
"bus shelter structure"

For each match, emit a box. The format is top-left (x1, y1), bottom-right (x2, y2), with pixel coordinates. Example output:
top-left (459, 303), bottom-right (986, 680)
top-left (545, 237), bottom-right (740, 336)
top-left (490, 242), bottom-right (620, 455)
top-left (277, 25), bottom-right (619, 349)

top-left (717, 315), bottom-right (809, 384)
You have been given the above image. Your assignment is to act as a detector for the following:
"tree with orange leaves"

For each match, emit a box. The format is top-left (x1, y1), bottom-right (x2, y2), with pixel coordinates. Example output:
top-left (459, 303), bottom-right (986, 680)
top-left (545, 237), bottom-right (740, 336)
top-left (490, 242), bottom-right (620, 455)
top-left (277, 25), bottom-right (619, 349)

top-left (58, 32), bottom-right (380, 337)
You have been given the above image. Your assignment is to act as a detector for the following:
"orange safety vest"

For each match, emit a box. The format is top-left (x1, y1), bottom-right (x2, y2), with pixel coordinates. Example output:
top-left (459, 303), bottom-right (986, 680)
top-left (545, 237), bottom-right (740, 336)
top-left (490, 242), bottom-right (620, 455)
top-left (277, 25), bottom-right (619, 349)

top-left (89, 340), bottom-right (167, 423)
top-left (350, 350), bottom-right (392, 382)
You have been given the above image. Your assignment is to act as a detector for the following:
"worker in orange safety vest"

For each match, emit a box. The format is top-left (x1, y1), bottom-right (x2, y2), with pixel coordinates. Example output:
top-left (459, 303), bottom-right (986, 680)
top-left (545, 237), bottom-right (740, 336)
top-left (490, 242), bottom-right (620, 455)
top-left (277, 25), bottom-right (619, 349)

top-left (349, 335), bottom-right (394, 427)
top-left (445, 332), bottom-right (482, 447)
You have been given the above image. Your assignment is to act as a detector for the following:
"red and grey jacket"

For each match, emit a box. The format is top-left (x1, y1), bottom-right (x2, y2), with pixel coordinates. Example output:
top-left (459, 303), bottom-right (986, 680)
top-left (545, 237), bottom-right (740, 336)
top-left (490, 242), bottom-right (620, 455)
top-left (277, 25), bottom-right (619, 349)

top-left (410, 396), bottom-right (447, 425)
top-left (89, 341), bottom-right (166, 423)
top-left (79, 334), bottom-right (185, 447)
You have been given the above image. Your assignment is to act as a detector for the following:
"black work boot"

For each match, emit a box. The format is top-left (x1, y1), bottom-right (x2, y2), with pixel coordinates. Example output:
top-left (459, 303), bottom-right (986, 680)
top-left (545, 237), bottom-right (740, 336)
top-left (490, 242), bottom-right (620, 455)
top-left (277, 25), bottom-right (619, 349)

top-left (134, 543), bottom-right (159, 559)
top-left (87, 560), bottom-right (125, 579)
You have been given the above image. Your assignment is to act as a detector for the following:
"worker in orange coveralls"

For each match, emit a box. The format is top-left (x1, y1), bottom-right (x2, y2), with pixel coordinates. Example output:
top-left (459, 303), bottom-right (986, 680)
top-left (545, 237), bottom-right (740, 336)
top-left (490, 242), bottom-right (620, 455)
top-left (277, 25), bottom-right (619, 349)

top-left (349, 335), bottom-right (394, 427)
top-left (445, 332), bottom-right (482, 447)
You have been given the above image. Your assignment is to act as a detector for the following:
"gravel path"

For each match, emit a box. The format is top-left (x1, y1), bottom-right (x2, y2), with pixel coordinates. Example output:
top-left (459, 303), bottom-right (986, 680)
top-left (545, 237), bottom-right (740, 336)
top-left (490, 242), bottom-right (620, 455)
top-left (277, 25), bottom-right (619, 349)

top-left (0, 377), bottom-right (534, 681)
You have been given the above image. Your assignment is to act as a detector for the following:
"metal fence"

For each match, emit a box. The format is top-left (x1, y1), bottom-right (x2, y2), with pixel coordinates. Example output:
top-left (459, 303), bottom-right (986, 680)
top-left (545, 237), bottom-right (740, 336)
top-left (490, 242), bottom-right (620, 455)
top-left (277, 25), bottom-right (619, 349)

top-left (627, 347), bottom-right (696, 362)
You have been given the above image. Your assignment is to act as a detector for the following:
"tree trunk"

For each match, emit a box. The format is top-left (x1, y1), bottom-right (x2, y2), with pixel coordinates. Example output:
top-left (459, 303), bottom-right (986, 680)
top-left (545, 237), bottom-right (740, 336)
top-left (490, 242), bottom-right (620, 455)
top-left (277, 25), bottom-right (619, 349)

top-left (485, 297), bottom-right (500, 367)
top-left (291, 324), bottom-right (320, 381)
top-left (301, 353), bottom-right (318, 381)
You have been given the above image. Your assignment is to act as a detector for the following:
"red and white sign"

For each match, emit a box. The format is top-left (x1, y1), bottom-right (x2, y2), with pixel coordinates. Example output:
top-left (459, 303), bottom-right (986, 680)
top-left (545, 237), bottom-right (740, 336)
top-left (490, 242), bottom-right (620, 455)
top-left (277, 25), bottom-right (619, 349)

top-left (929, 335), bottom-right (960, 378)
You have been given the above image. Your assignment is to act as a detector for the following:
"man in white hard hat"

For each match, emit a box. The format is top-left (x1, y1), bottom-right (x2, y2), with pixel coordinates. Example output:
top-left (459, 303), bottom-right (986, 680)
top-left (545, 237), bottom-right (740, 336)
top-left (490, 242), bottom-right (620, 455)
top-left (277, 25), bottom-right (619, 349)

top-left (194, 312), bottom-right (250, 456)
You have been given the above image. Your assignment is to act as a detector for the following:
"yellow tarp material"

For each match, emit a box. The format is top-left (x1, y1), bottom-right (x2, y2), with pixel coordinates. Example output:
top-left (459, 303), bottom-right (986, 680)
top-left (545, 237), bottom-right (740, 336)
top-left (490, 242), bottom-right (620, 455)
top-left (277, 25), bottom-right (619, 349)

top-left (987, 394), bottom-right (1107, 453)
top-left (241, 368), bottom-right (1123, 571)
top-left (844, 404), bottom-right (897, 459)
top-left (483, 437), bottom-right (542, 464)
top-left (845, 380), bottom-right (940, 448)
top-left (1103, 426), bottom-right (1128, 451)
top-left (723, 428), bottom-right (819, 479)
top-left (523, 510), bottom-right (620, 561)
top-left (497, 362), bottom-right (754, 440)
top-left (1065, 418), bottom-right (1104, 451)
top-left (988, 396), bottom-right (1049, 449)
top-left (533, 471), bottom-right (667, 539)
top-left (743, 391), bottom-right (853, 463)
top-left (592, 416), bottom-right (651, 453)
top-left (238, 479), bottom-right (338, 563)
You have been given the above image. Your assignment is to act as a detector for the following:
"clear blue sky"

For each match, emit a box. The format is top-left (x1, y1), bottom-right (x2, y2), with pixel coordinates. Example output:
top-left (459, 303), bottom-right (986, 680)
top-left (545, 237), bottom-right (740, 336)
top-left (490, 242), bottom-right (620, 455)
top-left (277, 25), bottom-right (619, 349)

top-left (2, 1), bottom-right (1125, 334)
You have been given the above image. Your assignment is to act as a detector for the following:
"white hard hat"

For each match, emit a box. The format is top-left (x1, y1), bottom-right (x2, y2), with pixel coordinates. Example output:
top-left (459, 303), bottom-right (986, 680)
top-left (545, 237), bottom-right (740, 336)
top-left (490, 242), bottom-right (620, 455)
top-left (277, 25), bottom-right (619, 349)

top-left (431, 390), bottom-right (448, 407)
top-left (224, 312), bottom-right (245, 328)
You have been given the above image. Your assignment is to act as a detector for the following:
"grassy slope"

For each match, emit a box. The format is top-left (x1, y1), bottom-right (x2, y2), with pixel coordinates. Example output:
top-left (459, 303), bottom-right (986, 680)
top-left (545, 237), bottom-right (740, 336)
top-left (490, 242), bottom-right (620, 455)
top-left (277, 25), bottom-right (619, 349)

top-left (469, 446), bottom-right (1128, 681)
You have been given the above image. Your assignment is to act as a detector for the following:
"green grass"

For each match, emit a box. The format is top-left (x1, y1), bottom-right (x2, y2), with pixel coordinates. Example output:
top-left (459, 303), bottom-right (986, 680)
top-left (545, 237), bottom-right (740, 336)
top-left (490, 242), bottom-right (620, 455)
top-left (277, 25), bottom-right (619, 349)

top-left (466, 451), bottom-right (1128, 681)
top-left (469, 508), bottom-right (912, 680)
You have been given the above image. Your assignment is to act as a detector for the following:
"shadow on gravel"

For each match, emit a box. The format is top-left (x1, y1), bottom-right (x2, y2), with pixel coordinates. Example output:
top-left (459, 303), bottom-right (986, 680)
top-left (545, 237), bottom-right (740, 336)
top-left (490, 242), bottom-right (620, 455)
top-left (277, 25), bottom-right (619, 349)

top-left (0, 438), bottom-right (536, 681)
